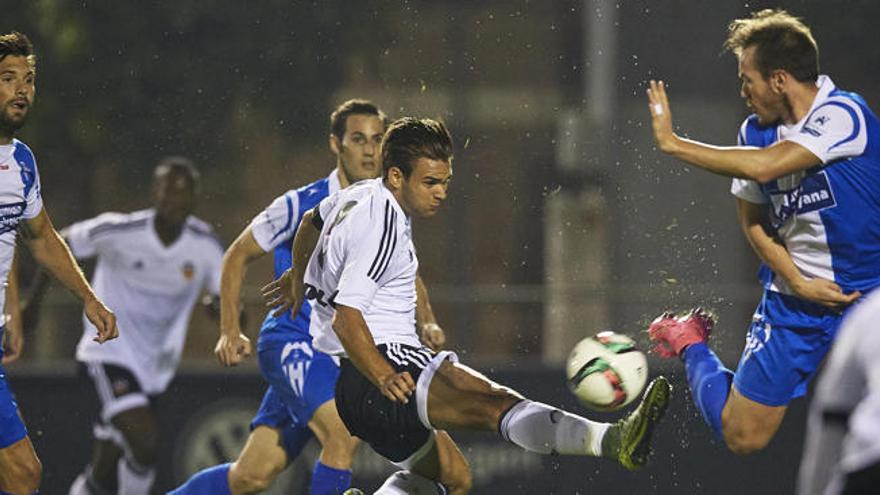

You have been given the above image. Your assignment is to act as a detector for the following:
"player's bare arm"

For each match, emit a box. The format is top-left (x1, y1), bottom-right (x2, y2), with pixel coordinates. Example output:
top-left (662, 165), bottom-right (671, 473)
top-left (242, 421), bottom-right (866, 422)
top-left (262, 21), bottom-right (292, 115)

top-left (216, 225), bottom-right (265, 366)
top-left (333, 304), bottom-right (415, 404)
top-left (261, 208), bottom-right (321, 317)
top-left (647, 80), bottom-right (821, 183)
top-left (19, 209), bottom-right (117, 343)
top-left (736, 198), bottom-right (860, 310)
top-left (415, 274), bottom-right (445, 351)
top-left (2, 250), bottom-right (24, 364)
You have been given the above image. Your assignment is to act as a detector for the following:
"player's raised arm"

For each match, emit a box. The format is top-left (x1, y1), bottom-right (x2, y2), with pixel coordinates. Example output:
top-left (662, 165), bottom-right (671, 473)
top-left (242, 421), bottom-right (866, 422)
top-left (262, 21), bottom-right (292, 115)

top-left (736, 198), bottom-right (860, 310)
top-left (20, 209), bottom-right (117, 343)
top-left (415, 274), bottom-right (445, 351)
top-left (215, 225), bottom-right (265, 366)
top-left (647, 80), bottom-right (824, 183)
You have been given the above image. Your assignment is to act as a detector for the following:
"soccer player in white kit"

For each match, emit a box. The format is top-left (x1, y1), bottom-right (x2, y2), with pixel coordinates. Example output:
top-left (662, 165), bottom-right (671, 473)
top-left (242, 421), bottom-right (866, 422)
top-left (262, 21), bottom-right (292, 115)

top-left (797, 290), bottom-right (880, 495)
top-left (56, 158), bottom-right (223, 495)
top-left (646, 9), bottom-right (879, 456)
top-left (277, 118), bottom-right (672, 495)
top-left (0, 31), bottom-right (119, 495)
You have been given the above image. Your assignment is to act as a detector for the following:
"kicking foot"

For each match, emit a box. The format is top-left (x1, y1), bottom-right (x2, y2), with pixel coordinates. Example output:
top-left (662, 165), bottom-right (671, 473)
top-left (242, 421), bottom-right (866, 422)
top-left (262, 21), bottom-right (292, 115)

top-left (602, 376), bottom-right (673, 471)
top-left (648, 307), bottom-right (715, 358)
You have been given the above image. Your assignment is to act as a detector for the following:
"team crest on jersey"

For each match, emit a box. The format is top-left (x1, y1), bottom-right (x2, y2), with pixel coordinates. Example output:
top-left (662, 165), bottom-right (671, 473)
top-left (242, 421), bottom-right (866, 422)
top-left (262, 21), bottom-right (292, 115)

top-left (0, 202), bottom-right (26, 235)
top-left (769, 171), bottom-right (836, 226)
top-left (801, 114), bottom-right (830, 137)
top-left (182, 261), bottom-right (195, 280)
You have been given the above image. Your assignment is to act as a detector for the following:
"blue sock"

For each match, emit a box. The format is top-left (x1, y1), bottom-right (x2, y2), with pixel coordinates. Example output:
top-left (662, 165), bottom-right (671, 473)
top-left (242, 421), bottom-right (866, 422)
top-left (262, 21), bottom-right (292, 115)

top-left (167, 463), bottom-right (232, 495)
top-left (683, 342), bottom-right (734, 440)
top-left (310, 461), bottom-right (352, 495)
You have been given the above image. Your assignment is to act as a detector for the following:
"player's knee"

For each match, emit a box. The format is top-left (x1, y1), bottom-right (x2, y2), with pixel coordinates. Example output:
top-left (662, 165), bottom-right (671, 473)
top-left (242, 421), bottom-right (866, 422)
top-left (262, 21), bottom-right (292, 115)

top-left (229, 461), bottom-right (277, 494)
top-left (124, 430), bottom-right (159, 466)
top-left (444, 463), bottom-right (473, 493)
top-left (722, 425), bottom-right (772, 455)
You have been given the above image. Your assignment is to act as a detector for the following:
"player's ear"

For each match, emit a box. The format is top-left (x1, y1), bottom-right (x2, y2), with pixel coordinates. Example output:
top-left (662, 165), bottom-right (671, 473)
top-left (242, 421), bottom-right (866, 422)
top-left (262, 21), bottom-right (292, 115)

top-left (329, 134), bottom-right (341, 155)
top-left (387, 166), bottom-right (404, 189)
top-left (770, 70), bottom-right (786, 94)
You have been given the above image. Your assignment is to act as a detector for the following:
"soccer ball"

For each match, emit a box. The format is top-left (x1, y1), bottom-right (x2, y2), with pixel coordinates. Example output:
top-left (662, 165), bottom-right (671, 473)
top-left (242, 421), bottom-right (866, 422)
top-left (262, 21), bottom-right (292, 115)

top-left (566, 331), bottom-right (648, 411)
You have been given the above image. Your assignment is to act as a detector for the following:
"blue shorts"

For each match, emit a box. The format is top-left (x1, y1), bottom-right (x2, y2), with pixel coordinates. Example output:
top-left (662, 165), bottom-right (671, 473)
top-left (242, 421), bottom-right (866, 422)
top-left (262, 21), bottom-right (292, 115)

top-left (733, 290), bottom-right (843, 406)
top-left (250, 337), bottom-right (340, 457)
top-left (0, 330), bottom-right (27, 449)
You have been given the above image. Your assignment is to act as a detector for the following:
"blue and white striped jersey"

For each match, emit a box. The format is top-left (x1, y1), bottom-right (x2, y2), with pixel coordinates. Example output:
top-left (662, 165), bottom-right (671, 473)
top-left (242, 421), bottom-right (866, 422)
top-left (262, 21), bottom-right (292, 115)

top-left (731, 76), bottom-right (880, 294)
top-left (249, 170), bottom-right (341, 347)
top-left (0, 139), bottom-right (42, 315)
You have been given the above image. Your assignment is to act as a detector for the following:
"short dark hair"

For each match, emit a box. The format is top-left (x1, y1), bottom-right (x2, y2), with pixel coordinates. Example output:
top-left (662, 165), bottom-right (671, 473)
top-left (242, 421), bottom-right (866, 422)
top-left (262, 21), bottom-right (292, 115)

top-left (330, 99), bottom-right (388, 141)
top-left (154, 156), bottom-right (200, 186)
top-left (724, 9), bottom-right (818, 83)
top-left (0, 31), bottom-right (35, 67)
top-left (381, 117), bottom-right (453, 179)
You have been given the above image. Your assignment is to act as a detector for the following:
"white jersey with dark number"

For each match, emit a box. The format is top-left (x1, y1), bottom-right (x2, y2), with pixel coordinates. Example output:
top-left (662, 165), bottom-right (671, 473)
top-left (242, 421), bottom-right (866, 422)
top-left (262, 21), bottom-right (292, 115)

top-left (68, 209), bottom-right (223, 394)
top-left (304, 178), bottom-right (421, 356)
top-left (0, 139), bottom-right (42, 316)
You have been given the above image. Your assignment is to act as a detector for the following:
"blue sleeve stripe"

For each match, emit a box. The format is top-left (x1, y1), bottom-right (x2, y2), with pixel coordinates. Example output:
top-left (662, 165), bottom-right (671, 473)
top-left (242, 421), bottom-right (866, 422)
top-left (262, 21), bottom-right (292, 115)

top-left (812, 101), bottom-right (862, 152)
top-left (269, 194), bottom-right (295, 243)
top-left (12, 143), bottom-right (37, 197)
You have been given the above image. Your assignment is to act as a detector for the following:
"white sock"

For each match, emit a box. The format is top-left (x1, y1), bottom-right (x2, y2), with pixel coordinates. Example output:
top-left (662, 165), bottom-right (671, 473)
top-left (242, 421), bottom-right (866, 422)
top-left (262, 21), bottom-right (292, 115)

top-left (117, 457), bottom-right (155, 495)
top-left (499, 400), bottom-right (609, 456)
top-left (374, 470), bottom-right (446, 494)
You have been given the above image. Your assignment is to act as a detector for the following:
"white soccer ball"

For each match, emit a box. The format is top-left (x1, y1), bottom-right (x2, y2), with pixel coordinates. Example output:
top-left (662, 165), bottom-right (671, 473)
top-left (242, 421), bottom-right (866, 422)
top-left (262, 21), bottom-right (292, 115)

top-left (566, 331), bottom-right (648, 411)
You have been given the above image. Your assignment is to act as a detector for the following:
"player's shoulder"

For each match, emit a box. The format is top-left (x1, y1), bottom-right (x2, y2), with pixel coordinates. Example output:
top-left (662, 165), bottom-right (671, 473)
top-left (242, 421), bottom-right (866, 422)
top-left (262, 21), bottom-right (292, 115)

top-left (11, 139), bottom-right (37, 171)
top-left (295, 174), bottom-right (332, 198)
top-left (82, 210), bottom-right (151, 239)
top-left (184, 215), bottom-right (223, 248)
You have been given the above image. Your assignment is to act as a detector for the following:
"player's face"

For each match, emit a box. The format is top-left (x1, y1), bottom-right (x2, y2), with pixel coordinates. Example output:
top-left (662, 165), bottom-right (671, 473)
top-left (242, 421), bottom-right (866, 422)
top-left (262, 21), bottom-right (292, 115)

top-left (154, 172), bottom-right (195, 226)
top-left (738, 46), bottom-right (784, 125)
top-left (0, 56), bottom-right (36, 137)
top-left (334, 114), bottom-right (384, 185)
top-left (398, 157), bottom-right (452, 218)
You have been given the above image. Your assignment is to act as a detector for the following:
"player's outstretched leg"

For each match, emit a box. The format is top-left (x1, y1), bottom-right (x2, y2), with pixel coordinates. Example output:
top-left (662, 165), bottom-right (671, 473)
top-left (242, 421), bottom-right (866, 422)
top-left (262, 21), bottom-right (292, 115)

top-left (601, 376), bottom-right (672, 470)
top-left (649, 308), bottom-right (733, 439)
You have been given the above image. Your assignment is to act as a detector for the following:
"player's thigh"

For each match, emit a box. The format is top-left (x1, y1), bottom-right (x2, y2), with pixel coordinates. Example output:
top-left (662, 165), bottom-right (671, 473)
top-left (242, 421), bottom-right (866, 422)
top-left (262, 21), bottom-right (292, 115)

top-left (411, 431), bottom-right (472, 493)
top-left (722, 386), bottom-right (787, 449)
top-left (427, 361), bottom-right (522, 432)
top-left (0, 435), bottom-right (41, 489)
top-left (230, 425), bottom-right (289, 483)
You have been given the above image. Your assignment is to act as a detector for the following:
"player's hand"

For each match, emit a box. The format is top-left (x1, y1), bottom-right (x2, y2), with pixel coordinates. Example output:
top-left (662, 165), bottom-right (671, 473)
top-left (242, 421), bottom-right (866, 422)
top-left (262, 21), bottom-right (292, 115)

top-left (85, 297), bottom-right (118, 343)
top-left (261, 269), bottom-right (297, 318)
top-left (1, 320), bottom-right (23, 364)
top-left (379, 371), bottom-right (415, 404)
top-left (419, 322), bottom-right (446, 351)
top-left (790, 277), bottom-right (861, 311)
top-left (647, 80), bottom-right (679, 154)
top-left (215, 332), bottom-right (252, 366)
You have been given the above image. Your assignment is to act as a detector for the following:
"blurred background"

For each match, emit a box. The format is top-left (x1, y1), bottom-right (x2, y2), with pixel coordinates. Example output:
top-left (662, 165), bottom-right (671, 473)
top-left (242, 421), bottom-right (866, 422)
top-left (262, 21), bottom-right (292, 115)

top-left (3, 0), bottom-right (879, 493)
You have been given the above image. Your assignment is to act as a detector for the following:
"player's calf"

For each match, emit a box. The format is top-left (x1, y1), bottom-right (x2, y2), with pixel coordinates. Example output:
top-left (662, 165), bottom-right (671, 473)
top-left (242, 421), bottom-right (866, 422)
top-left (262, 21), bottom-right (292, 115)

top-left (0, 437), bottom-right (42, 495)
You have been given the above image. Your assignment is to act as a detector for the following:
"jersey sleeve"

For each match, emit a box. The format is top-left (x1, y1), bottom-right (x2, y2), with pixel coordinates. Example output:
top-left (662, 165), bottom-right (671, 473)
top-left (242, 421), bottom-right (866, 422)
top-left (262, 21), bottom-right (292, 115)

top-left (21, 154), bottom-right (43, 220)
top-left (332, 200), bottom-right (395, 312)
top-left (786, 99), bottom-right (867, 164)
top-left (64, 214), bottom-right (116, 259)
top-left (249, 192), bottom-right (301, 253)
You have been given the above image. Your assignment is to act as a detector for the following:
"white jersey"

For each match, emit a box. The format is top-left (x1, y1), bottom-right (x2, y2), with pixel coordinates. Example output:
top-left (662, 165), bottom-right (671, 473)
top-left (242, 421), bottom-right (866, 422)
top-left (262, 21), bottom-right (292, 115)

top-left (731, 75), bottom-right (880, 294)
top-left (0, 139), bottom-right (43, 316)
top-left (304, 178), bottom-right (421, 355)
top-left (68, 209), bottom-right (222, 394)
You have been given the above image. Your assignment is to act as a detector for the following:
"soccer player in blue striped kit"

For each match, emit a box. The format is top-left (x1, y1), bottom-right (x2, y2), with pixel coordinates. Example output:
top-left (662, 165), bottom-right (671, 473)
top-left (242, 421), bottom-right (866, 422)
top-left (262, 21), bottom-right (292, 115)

top-left (0, 31), bottom-right (119, 495)
top-left (646, 9), bottom-right (878, 455)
